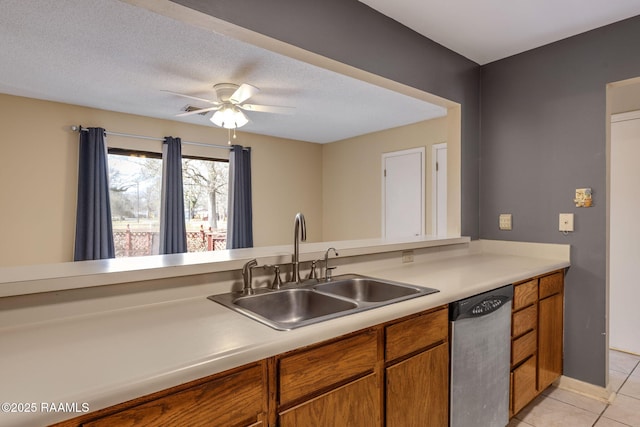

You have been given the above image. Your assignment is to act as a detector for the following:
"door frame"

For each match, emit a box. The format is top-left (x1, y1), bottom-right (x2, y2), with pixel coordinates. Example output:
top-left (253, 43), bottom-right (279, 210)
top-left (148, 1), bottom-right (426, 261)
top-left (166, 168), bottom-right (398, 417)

top-left (432, 142), bottom-right (447, 236)
top-left (381, 147), bottom-right (425, 238)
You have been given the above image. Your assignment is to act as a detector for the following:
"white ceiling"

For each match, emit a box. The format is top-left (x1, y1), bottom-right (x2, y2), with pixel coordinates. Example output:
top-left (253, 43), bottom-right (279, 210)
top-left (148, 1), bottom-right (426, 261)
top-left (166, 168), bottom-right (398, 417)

top-left (1, 1), bottom-right (639, 145)
top-left (360, 0), bottom-right (640, 65)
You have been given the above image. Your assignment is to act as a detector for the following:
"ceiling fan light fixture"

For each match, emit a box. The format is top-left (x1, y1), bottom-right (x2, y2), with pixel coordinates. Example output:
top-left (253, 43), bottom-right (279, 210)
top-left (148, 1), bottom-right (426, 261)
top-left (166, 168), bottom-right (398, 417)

top-left (210, 105), bottom-right (248, 129)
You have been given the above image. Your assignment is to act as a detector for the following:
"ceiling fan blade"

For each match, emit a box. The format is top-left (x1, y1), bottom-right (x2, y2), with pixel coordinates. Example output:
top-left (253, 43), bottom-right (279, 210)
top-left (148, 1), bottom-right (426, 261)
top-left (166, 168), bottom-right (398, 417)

top-left (162, 90), bottom-right (219, 105)
top-left (239, 103), bottom-right (295, 114)
top-left (230, 83), bottom-right (259, 104)
top-left (176, 106), bottom-right (220, 117)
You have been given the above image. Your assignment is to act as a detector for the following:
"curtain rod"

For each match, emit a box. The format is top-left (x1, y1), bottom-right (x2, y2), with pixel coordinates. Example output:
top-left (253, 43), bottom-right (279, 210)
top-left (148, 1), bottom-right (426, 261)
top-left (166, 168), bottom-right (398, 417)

top-left (70, 125), bottom-right (232, 150)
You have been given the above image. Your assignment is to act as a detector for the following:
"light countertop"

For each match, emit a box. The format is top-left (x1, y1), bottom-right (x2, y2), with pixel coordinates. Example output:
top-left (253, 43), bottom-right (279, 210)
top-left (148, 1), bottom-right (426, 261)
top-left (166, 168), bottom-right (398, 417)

top-left (0, 243), bottom-right (569, 426)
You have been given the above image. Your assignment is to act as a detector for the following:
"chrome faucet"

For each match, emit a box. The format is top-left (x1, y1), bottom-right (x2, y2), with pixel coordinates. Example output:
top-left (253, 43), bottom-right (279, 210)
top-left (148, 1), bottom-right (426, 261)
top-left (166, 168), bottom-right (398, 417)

top-left (324, 247), bottom-right (339, 280)
top-left (292, 212), bottom-right (307, 283)
top-left (242, 259), bottom-right (258, 295)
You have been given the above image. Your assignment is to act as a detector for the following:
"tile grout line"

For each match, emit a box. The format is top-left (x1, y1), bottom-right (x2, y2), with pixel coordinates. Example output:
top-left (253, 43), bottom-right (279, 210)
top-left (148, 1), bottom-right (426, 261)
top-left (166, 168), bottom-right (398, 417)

top-left (512, 351), bottom-right (639, 427)
top-left (590, 356), bottom-right (640, 426)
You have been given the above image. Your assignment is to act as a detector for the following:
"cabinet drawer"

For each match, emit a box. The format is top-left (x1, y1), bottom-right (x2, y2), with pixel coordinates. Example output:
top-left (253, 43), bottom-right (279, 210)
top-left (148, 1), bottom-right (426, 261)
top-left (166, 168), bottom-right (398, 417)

top-left (83, 363), bottom-right (265, 427)
top-left (513, 279), bottom-right (538, 310)
top-left (512, 304), bottom-right (537, 338)
top-left (512, 329), bottom-right (536, 366)
top-left (512, 355), bottom-right (537, 415)
top-left (540, 272), bottom-right (563, 299)
top-left (385, 306), bottom-right (448, 362)
top-left (279, 329), bottom-right (378, 406)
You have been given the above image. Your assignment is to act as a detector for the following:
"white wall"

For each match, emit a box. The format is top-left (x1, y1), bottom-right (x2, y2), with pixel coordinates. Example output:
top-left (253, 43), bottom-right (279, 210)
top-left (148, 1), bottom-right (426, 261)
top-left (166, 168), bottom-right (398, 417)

top-left (610, 110), bottom-right (640, 354)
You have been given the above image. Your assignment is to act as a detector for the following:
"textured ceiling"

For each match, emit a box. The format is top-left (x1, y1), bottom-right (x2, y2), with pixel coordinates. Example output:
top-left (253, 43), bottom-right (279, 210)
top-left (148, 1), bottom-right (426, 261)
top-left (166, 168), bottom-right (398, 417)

top-left (0, 0), bottom-right (446, 144)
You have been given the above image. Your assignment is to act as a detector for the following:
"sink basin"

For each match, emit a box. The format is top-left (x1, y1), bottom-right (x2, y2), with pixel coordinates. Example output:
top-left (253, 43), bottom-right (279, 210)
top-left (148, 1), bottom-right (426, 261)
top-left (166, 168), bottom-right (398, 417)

top-left (314, 276), bottom-right (422, 302)
top-left (208, 274), bottom-right (439, 330)
top-left (210, 289), bottom-right (357, 330)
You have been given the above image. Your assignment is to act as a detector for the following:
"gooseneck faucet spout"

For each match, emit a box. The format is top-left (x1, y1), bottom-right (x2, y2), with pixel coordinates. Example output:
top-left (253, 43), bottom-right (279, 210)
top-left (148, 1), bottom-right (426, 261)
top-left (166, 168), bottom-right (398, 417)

top-left (292, 212), bottom-right (307, 283)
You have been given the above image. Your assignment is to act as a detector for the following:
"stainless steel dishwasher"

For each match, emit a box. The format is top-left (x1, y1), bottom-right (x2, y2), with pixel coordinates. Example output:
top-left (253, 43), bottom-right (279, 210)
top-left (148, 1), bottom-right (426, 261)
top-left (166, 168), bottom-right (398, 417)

top-left (450, 284), bottom-right (513, 427)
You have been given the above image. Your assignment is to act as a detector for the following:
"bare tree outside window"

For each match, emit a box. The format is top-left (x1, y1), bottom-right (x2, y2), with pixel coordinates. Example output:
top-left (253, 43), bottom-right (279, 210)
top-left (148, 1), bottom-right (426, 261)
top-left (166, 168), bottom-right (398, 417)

top-left (107, 150), bottom-right (228, 257)
top-left (182, 158), bottom-right (228, 233)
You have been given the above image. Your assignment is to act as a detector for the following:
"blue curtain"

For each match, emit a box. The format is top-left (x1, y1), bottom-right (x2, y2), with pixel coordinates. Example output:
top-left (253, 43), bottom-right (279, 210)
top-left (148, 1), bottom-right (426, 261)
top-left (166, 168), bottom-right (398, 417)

top-left (227, 145), bottom-right (253, 249)
top-left (159, 137), bottom-right (188, 254)
top-left (74, 127), bottom-right (115, 261)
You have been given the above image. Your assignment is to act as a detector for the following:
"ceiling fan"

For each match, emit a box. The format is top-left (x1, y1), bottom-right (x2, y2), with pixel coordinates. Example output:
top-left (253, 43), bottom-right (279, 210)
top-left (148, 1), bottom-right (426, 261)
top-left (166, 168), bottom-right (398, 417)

top-left (164, 83), bottom-right (294, 129)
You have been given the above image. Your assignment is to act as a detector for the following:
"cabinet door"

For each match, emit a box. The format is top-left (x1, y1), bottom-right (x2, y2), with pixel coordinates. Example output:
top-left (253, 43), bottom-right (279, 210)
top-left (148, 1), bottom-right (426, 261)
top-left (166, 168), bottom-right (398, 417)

top-left (279, 373), bottom-right (380, 427)
top-left (386, 342), bottom-right (449, 427)
top-left (538, 292), bottom-right (563, 390)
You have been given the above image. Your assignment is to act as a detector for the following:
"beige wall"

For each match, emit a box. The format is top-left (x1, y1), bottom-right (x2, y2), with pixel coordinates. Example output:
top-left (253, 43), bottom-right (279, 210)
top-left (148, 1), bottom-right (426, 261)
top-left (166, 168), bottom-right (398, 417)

top-left (0, 94), bottom-right (322, 266)
top-left (321, 117), bottom-right (448, 241)
top-left (0, 93), bottom-right (452, 267)
top-left (250, 134), bottom-right (323, 246)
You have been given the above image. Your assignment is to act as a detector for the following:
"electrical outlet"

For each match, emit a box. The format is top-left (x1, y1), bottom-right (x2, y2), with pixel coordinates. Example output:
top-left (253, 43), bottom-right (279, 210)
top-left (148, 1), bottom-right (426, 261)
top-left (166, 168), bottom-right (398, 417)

top-left (402, 250), bottom-right (414, 263)
top-left (559, 213), bottom-right (574, 232)
top-left (499, 214), bottom-right (512, 230)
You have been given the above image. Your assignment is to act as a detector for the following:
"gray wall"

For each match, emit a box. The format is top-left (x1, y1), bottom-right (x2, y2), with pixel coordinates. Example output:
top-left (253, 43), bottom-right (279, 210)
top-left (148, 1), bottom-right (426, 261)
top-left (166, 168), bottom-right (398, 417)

top-left (481, 15), bottom-right (640, 386)
top-left (170, 0), bottom-right (640, 387)
top-left (170, 0), bottom-right (482, 239)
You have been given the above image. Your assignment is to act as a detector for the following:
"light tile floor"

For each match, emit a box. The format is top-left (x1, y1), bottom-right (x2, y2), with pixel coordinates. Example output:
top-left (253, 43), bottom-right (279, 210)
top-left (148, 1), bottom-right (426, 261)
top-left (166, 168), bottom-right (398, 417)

top-left (508, 350), bottom-right (640, 427)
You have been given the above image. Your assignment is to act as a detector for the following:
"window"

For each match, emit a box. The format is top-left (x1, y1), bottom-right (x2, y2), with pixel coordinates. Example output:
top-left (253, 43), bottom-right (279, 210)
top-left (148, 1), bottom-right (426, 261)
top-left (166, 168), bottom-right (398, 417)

top-left (108, 149), bottom-right (228, 257)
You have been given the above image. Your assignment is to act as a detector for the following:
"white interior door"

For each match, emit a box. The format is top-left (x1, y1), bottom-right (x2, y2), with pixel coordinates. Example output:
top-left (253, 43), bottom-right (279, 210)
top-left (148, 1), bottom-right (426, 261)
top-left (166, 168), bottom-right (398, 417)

top-left (610, 111), bottom-right (640, 354)
top-left (382, 148), bottom-right (424, 239)
top-left (432, 143), bottom-right (447, 236)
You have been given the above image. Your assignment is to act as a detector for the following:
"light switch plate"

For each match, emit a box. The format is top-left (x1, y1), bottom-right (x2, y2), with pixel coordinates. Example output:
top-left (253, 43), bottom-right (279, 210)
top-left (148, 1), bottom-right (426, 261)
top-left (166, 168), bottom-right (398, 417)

top-left (559, 213), bottom-right (574, 232)
top-left (499, 214), bottom-right (512, 230)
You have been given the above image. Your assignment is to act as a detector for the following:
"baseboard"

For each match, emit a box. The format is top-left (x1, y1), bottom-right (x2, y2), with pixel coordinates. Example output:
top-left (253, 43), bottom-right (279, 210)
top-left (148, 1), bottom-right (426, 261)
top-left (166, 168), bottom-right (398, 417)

top-left (554, 375), bottom-right (615, 403)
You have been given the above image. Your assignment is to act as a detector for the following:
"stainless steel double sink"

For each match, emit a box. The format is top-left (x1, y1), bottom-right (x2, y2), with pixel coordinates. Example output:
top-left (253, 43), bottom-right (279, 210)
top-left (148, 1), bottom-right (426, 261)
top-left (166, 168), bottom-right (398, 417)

top-left (208, 274), bottom-right (439, 330)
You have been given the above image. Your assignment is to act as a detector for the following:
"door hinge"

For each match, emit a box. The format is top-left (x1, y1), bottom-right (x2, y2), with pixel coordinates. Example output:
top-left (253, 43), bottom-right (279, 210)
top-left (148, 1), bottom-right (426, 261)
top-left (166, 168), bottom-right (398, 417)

top-left (384, 169), bottom-right (387, 177)
top-left (436, 162), bottom-right (439, 172)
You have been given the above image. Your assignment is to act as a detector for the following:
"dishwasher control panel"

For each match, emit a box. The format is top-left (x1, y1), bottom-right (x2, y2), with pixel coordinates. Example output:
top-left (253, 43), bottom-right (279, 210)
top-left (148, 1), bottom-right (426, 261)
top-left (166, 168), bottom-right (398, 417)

top-left (450, 284), bottom-right (514, 321)
top-left (471, 297), bottom-right (507, 315)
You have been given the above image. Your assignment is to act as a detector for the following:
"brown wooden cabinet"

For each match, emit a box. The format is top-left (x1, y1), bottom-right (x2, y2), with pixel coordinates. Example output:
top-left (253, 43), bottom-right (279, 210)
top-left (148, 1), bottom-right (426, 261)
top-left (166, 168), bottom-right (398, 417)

top-left (277, 329), bottom-right (379, 407)
top-left (511, 354), bottom-right (538, 415)
top-left (49, 269), bottom-right (561, 427)
top-left (53, 361), bottom-right (268, 427)
top-left (52, 305), bottom-right (449, 427)
top-left (385, 307), bottom-right (449, 427)
top-left (272, 305), bottom-right (449, 427)
top-left (279, 373), bottom-right (380, 427)
top-left (538, 272), bottom-right (564, 391)
top-left (386, 342), bottom-right (449, 426)
top-left (510, 270), bottom-right (564, 417)
top-left (273, 328), bottom-right (381, 426)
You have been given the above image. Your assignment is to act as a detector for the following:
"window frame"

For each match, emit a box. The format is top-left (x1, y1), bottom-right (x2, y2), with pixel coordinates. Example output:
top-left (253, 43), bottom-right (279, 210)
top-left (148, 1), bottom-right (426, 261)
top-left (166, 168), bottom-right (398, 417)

top-left (106, 147), bottom-right (229, 257)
